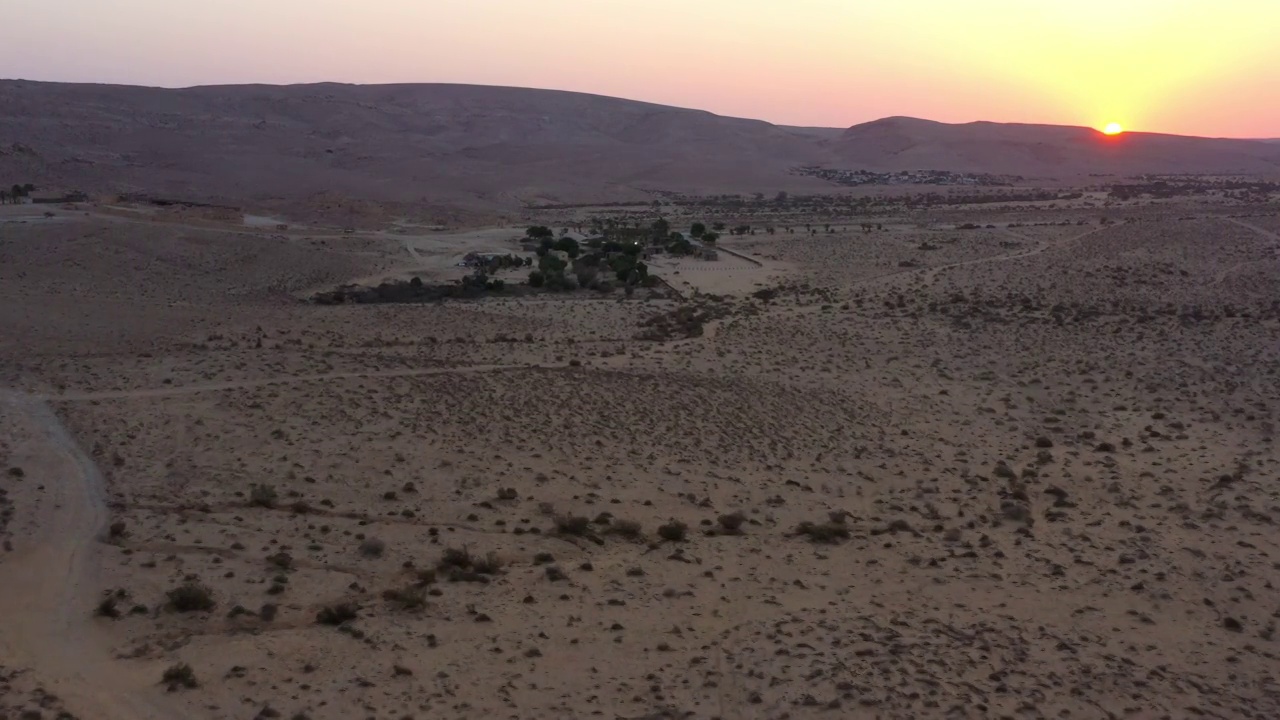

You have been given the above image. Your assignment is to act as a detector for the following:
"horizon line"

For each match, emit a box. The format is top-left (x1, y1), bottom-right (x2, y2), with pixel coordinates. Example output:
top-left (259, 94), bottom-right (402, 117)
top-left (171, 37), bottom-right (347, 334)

top-left (1, 76), bottom-right (1276, 141)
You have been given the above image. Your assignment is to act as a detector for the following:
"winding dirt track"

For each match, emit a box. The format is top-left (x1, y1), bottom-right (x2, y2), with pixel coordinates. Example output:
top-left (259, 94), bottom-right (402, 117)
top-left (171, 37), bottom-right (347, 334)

top-left (1203, 219), bottom-right (1280, 290)
top-left (0, 391), bottom-right (170, 719)
top-left (922, 226), bottom-right (1104, 283)
top-left (1227, 217), bottom-right (1280, 244)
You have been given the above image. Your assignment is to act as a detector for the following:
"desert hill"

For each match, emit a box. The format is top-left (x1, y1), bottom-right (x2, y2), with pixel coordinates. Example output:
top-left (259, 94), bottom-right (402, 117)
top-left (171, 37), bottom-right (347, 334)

top-left (833, 116), bottom-right (1280, 176)
top-left (0, 81), bottom-right (832, 210)
top-left (1, 80), bottom-right (1278, 210)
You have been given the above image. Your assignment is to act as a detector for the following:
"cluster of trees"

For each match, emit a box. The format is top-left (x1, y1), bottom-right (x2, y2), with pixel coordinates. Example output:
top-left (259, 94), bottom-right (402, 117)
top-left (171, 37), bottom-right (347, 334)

top-left (688, 221), bottom-right (720, 244)
top-left (474, 253), bottom-right (532, 271)
top-left (313, 270), bottom-right (506, 305)
top-left (525, 226), bottom-right (655, 293)
top-left (456, 270), bottom-right (505, 294)
top-left (528, 227), bottom-right (582, 258)
top-left (659, 219), bottom-right (731, 256)
top-left (0, 183), bottom-right (35, 204)
top-left (669, 188), bottom-right (1081, 219)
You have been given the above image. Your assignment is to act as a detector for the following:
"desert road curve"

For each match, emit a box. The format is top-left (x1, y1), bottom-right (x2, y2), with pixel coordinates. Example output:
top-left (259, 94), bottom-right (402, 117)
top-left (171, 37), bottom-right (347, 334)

top-left (0, 391), bottom-right (171, 720)
top-left (922, 226), bottom-right (1105, 283)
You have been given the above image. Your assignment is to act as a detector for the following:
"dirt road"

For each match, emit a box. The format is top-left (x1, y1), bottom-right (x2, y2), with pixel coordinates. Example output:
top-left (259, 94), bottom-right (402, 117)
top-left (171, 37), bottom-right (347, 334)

top-left (922, 226), bottom-right (1104, 283)
top-left (0, 392), bottom-right (170, 719)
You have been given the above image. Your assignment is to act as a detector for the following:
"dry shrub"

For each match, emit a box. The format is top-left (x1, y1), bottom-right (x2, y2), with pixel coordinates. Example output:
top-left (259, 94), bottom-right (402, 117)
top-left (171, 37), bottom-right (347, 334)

top-left (316, 602), bottom-right (359, 625)
top-left (166, 582), bottom-right (215, 612)
top-left (658, 520), bottom-right (688, 542)
top-left (162, 663), bottom-right (198, 691)
top-left (794, 521), bottom-right (850, 544)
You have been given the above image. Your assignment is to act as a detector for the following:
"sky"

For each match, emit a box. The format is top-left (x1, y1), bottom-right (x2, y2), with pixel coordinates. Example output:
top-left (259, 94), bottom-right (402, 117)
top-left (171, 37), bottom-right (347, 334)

top-left (1, 0), bottom-right (1277, 137)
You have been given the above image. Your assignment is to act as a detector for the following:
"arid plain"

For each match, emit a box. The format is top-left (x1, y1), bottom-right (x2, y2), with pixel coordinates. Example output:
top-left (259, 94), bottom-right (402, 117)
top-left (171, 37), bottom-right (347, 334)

top-left (2, 178), bottom-right (1278, 720)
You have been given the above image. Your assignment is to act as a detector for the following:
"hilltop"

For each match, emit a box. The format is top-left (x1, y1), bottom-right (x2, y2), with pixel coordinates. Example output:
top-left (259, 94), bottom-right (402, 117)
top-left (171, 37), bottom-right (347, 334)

top-left (835, 116), bottom-right (1280, 176)
top-left (1, 80), bottom-right (1278, 212)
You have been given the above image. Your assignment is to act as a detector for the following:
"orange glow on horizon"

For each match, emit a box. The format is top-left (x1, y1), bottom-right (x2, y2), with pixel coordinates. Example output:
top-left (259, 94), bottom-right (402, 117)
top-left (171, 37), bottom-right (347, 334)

top-left (1103, 123), bottom-right (1125, 135)
top-left (0, 1), bottom-right (1276, 137)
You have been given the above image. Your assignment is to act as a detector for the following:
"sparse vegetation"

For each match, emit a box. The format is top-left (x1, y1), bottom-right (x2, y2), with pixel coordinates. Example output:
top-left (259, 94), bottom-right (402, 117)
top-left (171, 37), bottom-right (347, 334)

top-left (381, 586), bottom-right (427, 611)
top-left (315, 602), bottom-right (360, 626)
top-left (96, 594), bottom-right (121, 619)
top-left (657, 520), bottom-right (688, 542)
top-left (358, 537), bottom-right (386, 558)
top-left (604, 518), bottom-right (644, 540)
top-left (436, 546), bottom-right (502, 582)
top-left (716, 511), bottom-right (747, 535)
top-left (553, 514), bottom-right (592, 536)
top-left (6, 124), bottom-right (1278, 719)
top-left (794, 520), bottom-right (851, 544)
top-left (249, 483), bottom-right (278, 508)
top-left (166, 582), bottom-right (215, 612)
top-left (161, 663), bottom-right (198, 691)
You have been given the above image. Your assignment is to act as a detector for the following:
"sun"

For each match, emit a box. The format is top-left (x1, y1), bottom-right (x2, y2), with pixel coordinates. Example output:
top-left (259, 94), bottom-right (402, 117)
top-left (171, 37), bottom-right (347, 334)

top-left (1102, 122), bottom-right (1124, 135)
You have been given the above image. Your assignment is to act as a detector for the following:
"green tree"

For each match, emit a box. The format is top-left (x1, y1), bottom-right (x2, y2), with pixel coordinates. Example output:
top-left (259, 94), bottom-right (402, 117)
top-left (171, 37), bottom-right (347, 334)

top-left (22, 183), bottom-right (34, 193)
top-left (666, 235), bottom-right (693, 256)
top-left (553, 236), bottom-right (580, 259)
top-left (11, 185), bottom-right (21, 200)
top-left (690, 222), bottom-right (706, 238)
top-left (539, 253), bottom-right (567, 274)
top-left (526, 226), bottom-right (554, 240)
top-left (651, 218), bottom-right (670, 237)
top-left (701, 232), bottom-right (720, 244)
top-left (0, 190), bottom-right (7, 205)
top-left (712, 222), bottom-right (726, 232)
top-left (528, 270), bottom-right (546, 287)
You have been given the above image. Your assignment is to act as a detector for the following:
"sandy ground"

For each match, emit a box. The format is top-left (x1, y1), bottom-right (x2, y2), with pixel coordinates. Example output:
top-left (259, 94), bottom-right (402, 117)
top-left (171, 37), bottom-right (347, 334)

top-left (1, 197), bottom-right (1278, 719)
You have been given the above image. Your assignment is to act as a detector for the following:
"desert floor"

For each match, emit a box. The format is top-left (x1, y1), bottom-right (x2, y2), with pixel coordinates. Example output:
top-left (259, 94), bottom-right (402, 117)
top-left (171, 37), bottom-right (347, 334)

top-left (1, 198), bottom-right (1278, 720)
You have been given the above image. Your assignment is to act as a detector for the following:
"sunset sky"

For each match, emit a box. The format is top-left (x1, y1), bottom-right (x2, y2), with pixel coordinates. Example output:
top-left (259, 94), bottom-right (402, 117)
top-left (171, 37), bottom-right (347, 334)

top-left (2, 0), bottom-right (1277, 137)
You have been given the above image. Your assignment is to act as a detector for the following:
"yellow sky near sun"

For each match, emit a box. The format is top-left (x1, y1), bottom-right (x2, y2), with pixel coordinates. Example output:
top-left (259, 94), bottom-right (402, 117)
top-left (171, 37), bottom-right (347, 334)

top-left (866, 0), bottom-right (1277, 133)
top-left (0, 0), bottom-right (1275, 136)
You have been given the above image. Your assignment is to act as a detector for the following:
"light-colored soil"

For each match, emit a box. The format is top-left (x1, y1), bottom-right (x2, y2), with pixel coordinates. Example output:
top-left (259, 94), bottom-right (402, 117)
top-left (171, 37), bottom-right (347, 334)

top-left (1, 198), bottom-right (1278, 719)
top-left (0, 391), bottom-right (171, 719)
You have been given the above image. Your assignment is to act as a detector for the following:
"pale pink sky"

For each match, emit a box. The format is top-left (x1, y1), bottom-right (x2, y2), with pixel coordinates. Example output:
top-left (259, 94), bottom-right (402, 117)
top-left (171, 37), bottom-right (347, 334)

top-left (2, 0), bottom-right (1277, 137)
